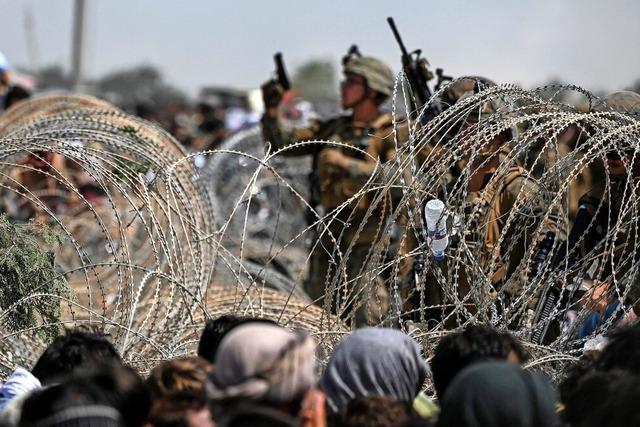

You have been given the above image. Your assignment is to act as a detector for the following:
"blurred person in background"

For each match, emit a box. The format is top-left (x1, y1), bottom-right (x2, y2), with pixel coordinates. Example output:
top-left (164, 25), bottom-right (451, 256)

top-left (436, 361), bottom-right (558, 427)
top-left (0, 51), bottom-right (32, 112)
top-left (18, 363), bottom-right (150, 427)
top-left (430, 324), bottom-right (528, 401)
top-left (0, 51), bottom-right (9, 109)
top-left (146, 357), bottom-right (215, 426)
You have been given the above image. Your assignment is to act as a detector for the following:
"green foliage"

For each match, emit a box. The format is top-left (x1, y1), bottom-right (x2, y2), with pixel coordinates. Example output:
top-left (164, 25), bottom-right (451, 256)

top-left (0, 215), bottom-right (68, 340)
top-left (119, 125), bottom-right (139, 135)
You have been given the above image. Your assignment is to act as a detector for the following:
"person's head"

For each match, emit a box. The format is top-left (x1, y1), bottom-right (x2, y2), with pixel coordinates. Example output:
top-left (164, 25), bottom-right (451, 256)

top-left (443, 77), bottom-right (516, 163)
top-left (197, 316), bottom-right (276, 363)
top-left (147, 391), bottom-right (215, 427)
top-left (320, 327), bottom-right (429, 415)
top-left (441, 77), bottom-right (496, 108)
top-left (337, 396), bottom-right (418, 427)
top-left (431, 324), bottom-right (527, 400)
top-left (341, 54), bottom-right (394, 110)
top-left (604, 149), bottom-right (637, 178)
top-left (458, 98), bottom-right (512, 160)
top-left (563, 369), bottom-right (640, 427)
top-left (4, 85), bottom-right (30, 110)
top-left (31, 328), bottom-right (121, 385)
top-left (18, 363), bottom-right (150, 427)
top-left (597, 323), bottom-right (640, 374)
top-left (592, 91), bottom-right (640, 178)
top-left (438, 361), bottom-right (558, 427)
top-left (208, 323), bottom-right (318, 418)
top-left (146, 357), bottom-right (212, 400)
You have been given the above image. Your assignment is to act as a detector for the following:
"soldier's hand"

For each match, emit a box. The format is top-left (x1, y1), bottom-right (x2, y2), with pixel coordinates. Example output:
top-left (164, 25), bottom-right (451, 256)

top-left (261, 79), bottom-right (285, 109)
top-left (320, 148), bottom-right (349, 170)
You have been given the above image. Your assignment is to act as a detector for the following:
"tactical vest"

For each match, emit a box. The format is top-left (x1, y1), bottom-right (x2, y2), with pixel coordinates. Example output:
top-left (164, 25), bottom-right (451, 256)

top-left (319, 113), bottom-right (396, 211)
top-left (465, 166), bottom-right (528, 285)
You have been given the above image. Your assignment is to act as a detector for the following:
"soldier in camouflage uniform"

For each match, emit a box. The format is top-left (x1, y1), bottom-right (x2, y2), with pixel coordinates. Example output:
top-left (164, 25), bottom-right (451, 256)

top-left (261, 50), bottom-right (403, 324)
top-left (564, 91), bottom-right (640, 336)
top-left (412, 82), bottom-right (566, 325)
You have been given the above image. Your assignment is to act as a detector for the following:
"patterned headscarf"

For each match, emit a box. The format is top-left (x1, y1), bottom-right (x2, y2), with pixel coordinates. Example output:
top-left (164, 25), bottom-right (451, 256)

top-left (208, 324), bottom-right (317, 405)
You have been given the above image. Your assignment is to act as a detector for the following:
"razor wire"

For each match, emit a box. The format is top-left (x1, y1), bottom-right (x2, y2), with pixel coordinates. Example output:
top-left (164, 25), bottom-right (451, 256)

top-left (0, 79), bottom-right (638, 383)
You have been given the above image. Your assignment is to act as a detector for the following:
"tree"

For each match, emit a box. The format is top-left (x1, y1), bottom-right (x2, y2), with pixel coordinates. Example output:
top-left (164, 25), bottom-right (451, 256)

top-left (0, 216), bottom-right (68, 340)
top-left (37, 65), bottom-right (73, 91)
top-left (94, 64), bottom-right (187, 111)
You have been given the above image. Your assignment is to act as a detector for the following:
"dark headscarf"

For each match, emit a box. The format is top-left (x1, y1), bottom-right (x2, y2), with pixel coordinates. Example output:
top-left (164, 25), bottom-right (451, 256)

top-left (320, 327), bottom-right (429, 414)
top-left (438, 361), bottom-right (558, 427)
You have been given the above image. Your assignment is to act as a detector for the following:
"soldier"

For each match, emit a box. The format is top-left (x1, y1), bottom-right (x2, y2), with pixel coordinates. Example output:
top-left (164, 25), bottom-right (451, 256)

top-left (562, 91), bottom-right (640, 338)
top-left (411, 81), bottom-right (566, 326)
top-left (261, 49), bottom-right (402, 325)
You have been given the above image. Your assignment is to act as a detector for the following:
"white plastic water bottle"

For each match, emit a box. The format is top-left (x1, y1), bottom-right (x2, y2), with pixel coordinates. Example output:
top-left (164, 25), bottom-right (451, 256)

top-left (424, 199), bottom-right (449, 261)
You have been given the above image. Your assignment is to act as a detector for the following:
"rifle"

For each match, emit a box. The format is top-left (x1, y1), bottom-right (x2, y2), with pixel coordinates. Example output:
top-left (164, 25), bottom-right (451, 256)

top-left (529, 231), bottom-right (573, 344)
top-left (387, 17), bottom-right (440, 123)
top-left (273, 52), bottom-right (291, 91)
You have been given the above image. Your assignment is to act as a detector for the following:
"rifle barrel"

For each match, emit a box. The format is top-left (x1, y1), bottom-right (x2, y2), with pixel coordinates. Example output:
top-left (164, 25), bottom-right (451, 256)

top-left (387, 17), bottom-right (410, 58)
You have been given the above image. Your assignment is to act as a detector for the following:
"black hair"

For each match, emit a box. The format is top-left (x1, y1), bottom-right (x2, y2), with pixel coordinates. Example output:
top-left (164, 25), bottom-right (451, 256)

top-left (19, 363), bottom-right (150, 427)
top-left (197, 315), bottom-right (276, 363)
top-left (4, 85), bottom-right (31, 109)
top-left (558, 355), bottom-right (597, 409)
top-left (563, 369), bottom-right (640, 427)
top-left (597, 323), bottom-right (640, 374)
top-left (218, 402), bottom-right (299, 427)
top-left (431, 324), bottom-right (527, 400)
top-left (31, 327), bottom-right (121, 385)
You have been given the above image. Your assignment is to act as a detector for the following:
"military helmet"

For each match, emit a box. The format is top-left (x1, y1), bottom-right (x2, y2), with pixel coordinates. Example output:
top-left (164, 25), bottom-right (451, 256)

top-left (592, 91), bottom-right (640, 115)
top-left (453, 78), bottom-right (507, 122)
top-left (444, 76), bottom-right (496, 105)
top-left (343, 56), bottom-right (395, 98)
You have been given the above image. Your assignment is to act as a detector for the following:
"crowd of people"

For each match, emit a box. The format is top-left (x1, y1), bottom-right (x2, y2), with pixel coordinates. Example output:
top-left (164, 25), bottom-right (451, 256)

top-left (1, 319), bottom-right (639, 426)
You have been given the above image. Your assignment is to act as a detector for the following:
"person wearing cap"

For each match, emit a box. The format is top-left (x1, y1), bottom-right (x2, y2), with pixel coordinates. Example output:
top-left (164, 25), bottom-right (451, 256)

top-left (260, 49), bottom-right (406, 325)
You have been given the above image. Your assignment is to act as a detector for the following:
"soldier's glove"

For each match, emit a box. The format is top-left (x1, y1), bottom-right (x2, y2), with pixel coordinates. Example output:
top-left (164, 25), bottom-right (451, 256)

top-left (261, 79), bottom-right (284, 109)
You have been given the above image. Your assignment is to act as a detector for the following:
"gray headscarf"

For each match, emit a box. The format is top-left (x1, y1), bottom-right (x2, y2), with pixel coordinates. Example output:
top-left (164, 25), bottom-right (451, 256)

top-left (320, 327), bottom-right (429, 413)
top-left (208, 323), bottom-right (317, 404)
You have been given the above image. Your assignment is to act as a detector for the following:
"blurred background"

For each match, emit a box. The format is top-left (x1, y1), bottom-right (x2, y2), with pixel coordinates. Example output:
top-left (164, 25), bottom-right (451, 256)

top-left (2, 0), bottom-right (640, 144)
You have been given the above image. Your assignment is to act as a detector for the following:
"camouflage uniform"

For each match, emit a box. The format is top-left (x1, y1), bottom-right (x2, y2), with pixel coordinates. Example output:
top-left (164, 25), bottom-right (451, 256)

top-left (261, 55), bottom-right (402, 324)
top-left (412, 84), bottom-right (566, 323)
